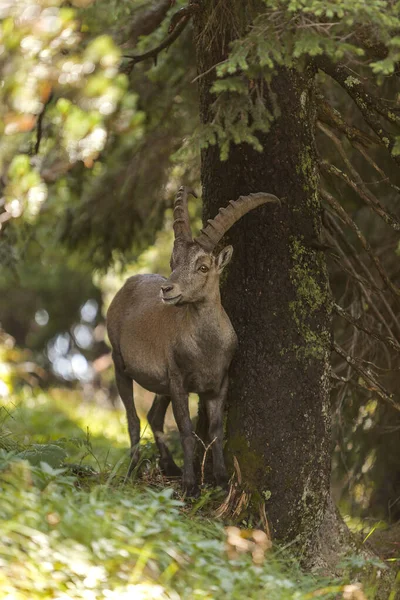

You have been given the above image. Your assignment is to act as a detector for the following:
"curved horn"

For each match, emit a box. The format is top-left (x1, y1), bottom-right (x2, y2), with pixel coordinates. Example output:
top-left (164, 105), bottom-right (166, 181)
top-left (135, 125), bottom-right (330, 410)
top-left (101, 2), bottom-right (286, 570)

top-left (173, 186), bottom-right (197, 242)
top-left (194, 192), bottom-right (280, 251)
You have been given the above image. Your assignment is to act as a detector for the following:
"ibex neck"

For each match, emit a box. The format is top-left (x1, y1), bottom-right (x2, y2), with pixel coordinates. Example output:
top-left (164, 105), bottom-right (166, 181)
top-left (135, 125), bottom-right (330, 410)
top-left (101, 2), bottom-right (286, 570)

top-left (187, 289), bottom-right (224, 320)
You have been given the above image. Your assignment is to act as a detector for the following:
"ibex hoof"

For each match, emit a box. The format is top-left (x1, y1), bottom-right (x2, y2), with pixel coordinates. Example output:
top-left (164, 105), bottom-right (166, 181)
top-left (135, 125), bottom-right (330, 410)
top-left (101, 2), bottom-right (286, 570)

top-left (183, 482), bottom-right (200, 498)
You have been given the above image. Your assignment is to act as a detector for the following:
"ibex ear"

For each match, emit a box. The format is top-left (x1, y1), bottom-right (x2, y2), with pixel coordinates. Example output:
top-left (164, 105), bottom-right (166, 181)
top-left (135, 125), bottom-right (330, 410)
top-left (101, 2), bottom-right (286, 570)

top-left (216, 245), bottom-right (233, 273)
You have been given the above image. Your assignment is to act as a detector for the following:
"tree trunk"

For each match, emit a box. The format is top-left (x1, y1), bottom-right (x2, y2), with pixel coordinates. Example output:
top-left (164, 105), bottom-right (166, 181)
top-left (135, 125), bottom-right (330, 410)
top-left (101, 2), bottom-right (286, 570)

top-left (194, 2), bottom-right (332, 554)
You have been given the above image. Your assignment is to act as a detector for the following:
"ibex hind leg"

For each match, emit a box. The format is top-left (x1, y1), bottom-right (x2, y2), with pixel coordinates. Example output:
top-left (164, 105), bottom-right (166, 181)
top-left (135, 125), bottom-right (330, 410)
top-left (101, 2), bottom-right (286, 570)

top-left (148, 395), bottom-right (182, 477)
top-left (114, 364), bottom-right (140, 477)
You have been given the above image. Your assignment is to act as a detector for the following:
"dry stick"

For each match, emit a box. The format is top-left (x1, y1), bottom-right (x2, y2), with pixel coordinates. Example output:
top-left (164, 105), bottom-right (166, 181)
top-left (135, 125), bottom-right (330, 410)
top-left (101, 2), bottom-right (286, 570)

top-left (334, 303), bottom-right (400, 354)
top-left (321, 187), bottom-right (400, 303)
top-left (321, 159), bottom-right (400, 233)
top-left (333, 341), bottom-right (399, 410)
top-left (193, 432), bottom-right (216, 487)
top-left (324, 214), bottom-right (398, 340)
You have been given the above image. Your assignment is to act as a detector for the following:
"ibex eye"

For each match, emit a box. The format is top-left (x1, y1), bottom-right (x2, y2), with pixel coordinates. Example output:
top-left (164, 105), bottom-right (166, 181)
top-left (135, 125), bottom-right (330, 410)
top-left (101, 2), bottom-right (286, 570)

top-left (199, 265), bottom-right (209, 273)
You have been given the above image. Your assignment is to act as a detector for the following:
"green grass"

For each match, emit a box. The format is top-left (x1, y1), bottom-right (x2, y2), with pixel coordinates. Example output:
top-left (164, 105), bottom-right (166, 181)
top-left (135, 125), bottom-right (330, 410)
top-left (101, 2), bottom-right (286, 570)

top-left (0, 390), bottom-right (395, 599)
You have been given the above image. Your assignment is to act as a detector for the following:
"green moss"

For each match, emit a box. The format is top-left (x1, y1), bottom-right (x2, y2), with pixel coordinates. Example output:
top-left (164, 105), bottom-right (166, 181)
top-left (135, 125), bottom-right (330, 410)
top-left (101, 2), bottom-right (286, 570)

top-left (288, 237), bottom-right (331, 361)
top-left (297, 146), bottom-right (319, 211)
top-left (228, 433), bottom-right (270, 485)
top-left (344, 75), bottom-right (360, 87)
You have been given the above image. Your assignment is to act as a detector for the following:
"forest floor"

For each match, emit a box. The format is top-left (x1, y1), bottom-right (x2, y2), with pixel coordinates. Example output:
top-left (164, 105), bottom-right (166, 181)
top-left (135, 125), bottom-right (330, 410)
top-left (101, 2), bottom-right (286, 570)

top-left (0, 388), bottom-right (398, 599)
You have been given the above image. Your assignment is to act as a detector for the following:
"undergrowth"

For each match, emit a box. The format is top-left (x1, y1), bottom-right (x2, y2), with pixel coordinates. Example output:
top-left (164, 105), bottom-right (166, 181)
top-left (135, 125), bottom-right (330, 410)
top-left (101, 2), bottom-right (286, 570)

top-left (0, 390), bottom-right (396, 599)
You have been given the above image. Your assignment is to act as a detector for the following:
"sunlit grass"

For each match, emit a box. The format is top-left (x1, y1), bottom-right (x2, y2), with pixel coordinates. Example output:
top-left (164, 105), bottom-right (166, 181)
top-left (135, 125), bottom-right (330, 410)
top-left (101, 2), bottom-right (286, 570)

top-left (0, 389), bottom-right (397, 599)
top-left (1, 387), bottom-right (133, 471)
top-left (0, 454), bottom-right (347, 600)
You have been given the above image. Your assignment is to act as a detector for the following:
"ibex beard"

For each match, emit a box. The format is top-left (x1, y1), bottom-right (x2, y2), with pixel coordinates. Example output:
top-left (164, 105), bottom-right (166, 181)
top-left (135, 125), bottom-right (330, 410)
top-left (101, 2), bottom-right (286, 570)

top-left (106, 186), bottom-right (280, 496)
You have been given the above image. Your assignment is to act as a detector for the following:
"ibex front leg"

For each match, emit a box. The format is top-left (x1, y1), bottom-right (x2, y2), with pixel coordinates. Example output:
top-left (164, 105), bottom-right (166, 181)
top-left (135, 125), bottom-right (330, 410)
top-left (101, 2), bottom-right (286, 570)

top-left (147, 395), bottom-right (181, 476)
top-left (170, 372), bottom-right (198, 496)
top-left (199, 375), bottom-right (229, 488)
top-left (112, 353), bottom-right (140, 476)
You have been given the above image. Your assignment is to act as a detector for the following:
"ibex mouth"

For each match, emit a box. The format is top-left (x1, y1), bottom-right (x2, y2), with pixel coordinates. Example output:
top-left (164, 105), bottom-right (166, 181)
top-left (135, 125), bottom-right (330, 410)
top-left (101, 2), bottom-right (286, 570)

top-left (161, 294), bottom-right (182, 305)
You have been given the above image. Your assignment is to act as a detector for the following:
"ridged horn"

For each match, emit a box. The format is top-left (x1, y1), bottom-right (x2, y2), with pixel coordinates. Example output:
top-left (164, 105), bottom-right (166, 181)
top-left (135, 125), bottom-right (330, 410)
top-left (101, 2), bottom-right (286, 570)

top-left (194, 192), bottom-right (280, 251)
top-left (173, 186), bottom-right (197, 242)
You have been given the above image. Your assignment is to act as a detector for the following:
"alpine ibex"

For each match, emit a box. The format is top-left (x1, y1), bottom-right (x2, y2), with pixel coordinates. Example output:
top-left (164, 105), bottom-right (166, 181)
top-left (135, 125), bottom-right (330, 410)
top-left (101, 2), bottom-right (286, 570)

top-left (107, 187), bottom-right (279, 495)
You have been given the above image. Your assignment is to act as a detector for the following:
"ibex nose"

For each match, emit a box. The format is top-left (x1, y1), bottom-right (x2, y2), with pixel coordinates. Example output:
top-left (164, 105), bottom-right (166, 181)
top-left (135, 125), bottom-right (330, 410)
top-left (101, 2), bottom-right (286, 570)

top-left (161, 284), bottom-right (174, 294)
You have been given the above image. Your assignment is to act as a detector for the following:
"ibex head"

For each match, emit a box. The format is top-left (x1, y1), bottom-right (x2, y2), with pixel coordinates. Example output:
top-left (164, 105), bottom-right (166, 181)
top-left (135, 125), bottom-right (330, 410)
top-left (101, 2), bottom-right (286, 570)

top-left (160, 186), bottom-right (280, 305)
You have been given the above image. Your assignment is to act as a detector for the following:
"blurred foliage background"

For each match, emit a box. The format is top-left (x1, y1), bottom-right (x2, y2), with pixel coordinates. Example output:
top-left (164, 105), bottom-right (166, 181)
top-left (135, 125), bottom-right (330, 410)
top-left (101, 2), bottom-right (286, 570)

top-left (0, 1), bottom-right (399, 596)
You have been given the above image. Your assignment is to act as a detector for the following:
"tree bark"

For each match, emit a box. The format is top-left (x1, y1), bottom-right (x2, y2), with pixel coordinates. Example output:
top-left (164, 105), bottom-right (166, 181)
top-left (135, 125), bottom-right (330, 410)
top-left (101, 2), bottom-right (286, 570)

top-left (194, 2), bottom-right (332, 554)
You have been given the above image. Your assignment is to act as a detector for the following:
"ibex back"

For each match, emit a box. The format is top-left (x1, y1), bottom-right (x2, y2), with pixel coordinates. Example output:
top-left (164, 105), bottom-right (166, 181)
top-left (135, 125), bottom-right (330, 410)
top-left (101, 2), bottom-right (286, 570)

top-left (107, 187), bottom-right (279, 495)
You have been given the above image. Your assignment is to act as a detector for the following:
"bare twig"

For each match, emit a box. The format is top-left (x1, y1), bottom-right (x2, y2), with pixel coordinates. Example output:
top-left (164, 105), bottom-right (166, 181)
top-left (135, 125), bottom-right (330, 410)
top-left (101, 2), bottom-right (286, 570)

top-left (333, 342), bottom-right (399, 410)
top-left (193, 432), bottom-right (216, 487)
top-left (330, 371), bottom-right (372, 395)
top-left (320, 159), bottom-right (400, 233)
top-left (334, 303), bottom-right (400, 354)
top-left (321, 187), bottom-right (400, 303)
top-left (316, 94), bottom-right (400, 193)
top-left (324, 212), bottom-right (400, 339)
